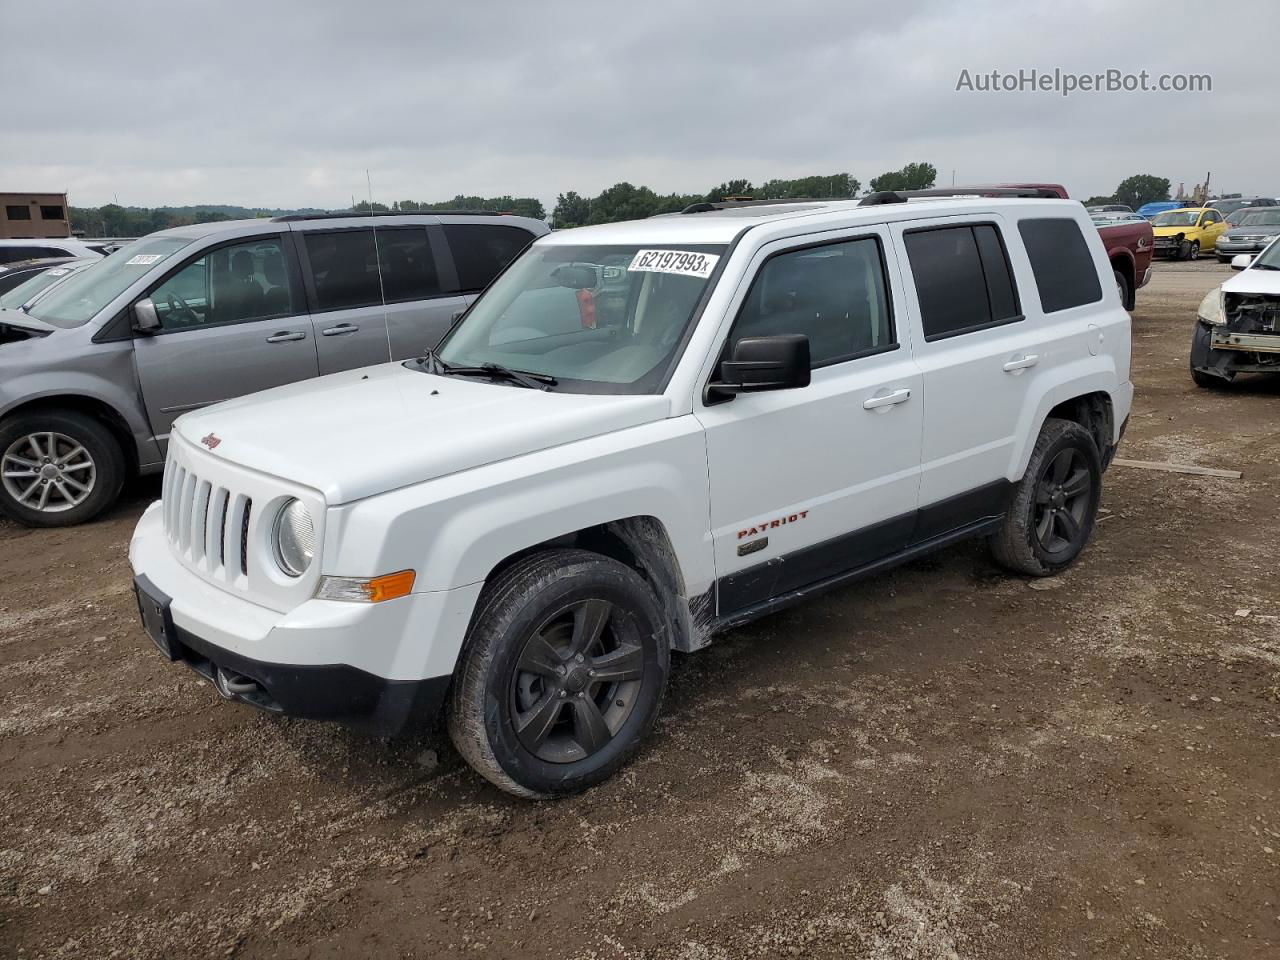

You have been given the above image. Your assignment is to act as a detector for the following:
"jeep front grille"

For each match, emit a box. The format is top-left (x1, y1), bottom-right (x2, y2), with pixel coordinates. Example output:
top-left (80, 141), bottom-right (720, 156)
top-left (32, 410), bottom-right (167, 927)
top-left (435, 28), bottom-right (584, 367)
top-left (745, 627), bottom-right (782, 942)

top-left (162, 460), bottom-right (253, 584)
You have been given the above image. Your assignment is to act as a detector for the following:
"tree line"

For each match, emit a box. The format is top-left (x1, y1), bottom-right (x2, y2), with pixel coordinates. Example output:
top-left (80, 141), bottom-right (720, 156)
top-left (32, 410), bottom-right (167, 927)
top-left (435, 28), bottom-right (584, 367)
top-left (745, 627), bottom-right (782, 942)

top-left (67, 165), bottom-right (1194, 237)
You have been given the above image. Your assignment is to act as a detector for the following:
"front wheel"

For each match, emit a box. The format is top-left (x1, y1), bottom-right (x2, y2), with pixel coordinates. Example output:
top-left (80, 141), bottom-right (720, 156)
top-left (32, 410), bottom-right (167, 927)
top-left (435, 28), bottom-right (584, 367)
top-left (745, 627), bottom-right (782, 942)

top-left (447, 548), bottom-right (670, 798)
top-left (0, 410), bottom-right (125, 527)
top-left (1184, 240), bottom-right (1200, 261)
top-left (990, 418), bottom-right (1101, 577)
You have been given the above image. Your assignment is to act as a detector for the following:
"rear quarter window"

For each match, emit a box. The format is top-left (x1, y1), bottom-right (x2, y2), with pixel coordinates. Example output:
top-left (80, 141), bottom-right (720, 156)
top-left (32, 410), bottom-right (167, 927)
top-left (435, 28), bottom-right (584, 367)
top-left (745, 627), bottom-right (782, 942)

top-left (1017, 218), bottom-right (1103, 313)
top-left (444, 224), bottom-right (536, 292)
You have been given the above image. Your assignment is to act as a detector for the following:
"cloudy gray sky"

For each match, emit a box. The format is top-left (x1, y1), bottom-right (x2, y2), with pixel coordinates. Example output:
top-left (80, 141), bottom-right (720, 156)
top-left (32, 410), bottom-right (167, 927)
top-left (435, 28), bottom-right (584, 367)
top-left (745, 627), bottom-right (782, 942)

top-left (2, 0), bottom-right (1276, 210)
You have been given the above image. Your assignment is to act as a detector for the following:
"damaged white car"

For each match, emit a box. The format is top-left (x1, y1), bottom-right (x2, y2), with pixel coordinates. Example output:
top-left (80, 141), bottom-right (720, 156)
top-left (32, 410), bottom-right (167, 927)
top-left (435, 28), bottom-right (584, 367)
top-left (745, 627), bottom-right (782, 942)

top-left (1192, 241), bottom-right (1280, 387)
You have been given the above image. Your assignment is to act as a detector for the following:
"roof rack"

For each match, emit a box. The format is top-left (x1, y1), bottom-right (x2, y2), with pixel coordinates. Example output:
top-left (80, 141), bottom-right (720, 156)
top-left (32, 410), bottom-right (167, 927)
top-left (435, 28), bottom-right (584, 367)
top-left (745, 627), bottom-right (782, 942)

top-left (859, 187), bottom-right (1051, 206)
top-left (271, 209), bottom-right (506, 222)
top-left (679, 197), bottom-right (850, 214)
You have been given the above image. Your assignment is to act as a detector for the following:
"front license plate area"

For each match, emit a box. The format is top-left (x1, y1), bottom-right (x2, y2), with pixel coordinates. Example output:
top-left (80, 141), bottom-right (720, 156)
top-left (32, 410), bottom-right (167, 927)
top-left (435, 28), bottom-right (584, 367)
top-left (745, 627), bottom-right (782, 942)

top-left (134, 575), bottom-right (179, 661)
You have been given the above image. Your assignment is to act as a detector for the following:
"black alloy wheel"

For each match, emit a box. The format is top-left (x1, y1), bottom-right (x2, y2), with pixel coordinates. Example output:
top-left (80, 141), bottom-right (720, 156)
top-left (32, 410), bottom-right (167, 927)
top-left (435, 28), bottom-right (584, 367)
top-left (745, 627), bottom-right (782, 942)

top-left (510, 598), bottom-right (644, 764)
top-left (1032, 447), bottom-right (1092, 558)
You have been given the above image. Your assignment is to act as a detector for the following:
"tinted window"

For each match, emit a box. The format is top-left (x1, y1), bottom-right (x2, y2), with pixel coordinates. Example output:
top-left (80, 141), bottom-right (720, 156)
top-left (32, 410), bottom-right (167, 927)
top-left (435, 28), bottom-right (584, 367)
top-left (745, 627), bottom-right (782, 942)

top-left (444, 224), bottom-right (534, 292)
top-left (905, 224), bottom-right (1020, 340)
top-left (0, 246), bottom-right (66, 264)
top-left (303, 230), bottom-right (381, 311)
top-left (1017, 218), bottom-right (1103, 313)
top-left (375, 227), bottom-right (441, 302)
top-left (149, 237), bottom-right (297, 330)
top-left (39, 205), bottom-right (64, 220)
top-left (5, 205), bottom-right (31, 221)
top-left (732, 237), bottom-right (894, 367)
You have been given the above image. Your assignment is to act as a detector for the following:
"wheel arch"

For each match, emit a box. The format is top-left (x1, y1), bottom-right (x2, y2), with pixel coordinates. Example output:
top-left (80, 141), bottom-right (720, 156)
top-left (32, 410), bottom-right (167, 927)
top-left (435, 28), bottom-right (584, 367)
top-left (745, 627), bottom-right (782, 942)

top-left (482, 515), bottom-right (707, 654)
top-left (1108, 249), bottom-right (1136, 309)
top-left (1009, 369), bottom-right (1122, 482)
top-left (0, 393), bottom-right (141, 476)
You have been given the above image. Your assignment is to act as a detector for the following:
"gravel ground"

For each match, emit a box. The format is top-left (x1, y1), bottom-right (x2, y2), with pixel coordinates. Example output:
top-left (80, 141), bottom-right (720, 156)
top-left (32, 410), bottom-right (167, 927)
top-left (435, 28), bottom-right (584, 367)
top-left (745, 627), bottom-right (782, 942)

top-left (2, 258), bottom-right (1278, 959)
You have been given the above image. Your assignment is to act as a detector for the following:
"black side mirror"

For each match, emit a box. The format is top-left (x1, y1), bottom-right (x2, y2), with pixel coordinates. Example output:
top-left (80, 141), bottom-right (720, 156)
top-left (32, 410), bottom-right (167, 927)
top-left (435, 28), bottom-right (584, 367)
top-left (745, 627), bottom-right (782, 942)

top-left (713, 335), bottom-right (810, 396)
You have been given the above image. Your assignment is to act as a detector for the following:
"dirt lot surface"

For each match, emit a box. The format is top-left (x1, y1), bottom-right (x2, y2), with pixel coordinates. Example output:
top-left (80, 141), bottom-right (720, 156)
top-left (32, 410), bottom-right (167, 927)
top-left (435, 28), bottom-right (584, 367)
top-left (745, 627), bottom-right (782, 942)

top-left (3, 259), bottom-right (1278, 959)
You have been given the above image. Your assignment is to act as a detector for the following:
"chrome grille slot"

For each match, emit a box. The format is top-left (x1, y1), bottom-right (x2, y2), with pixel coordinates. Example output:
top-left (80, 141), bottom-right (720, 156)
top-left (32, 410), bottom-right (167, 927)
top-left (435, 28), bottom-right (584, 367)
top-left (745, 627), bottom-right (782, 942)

top-left (176, 471), bottom-right (196, 552)
top-left (240, 497), bottom-right (253, 577)
top-left (191, 480), bottom-right (212, 563)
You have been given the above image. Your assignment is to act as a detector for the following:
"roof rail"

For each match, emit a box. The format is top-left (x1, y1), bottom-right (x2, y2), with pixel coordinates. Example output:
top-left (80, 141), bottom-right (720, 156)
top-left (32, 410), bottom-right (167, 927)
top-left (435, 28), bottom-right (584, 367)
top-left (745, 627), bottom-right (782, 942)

top-left (271, 209), bottom-right (507, 222)
top-left (679, 197), bottom-right (847, 215)
top-left (858, 186), bottom-right (1055, 206)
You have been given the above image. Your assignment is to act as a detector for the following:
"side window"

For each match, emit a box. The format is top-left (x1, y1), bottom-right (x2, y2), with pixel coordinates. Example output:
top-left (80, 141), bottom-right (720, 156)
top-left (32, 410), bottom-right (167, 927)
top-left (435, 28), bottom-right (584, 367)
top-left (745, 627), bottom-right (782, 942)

top-left (731, 236), bottom-right (894, 368)
top-left (303, 230), bottom-right (381, 311)
top-left (150, 236), bottom-right (297, 330)
top-left (443, 224), bottom-right (535, 292)
top-left (0, 246), bottom-right (60, 264)
top-left (1016, 218), bottom-right (1103, 314)
top-left (1204, 211), bottom-right (1221, 224)
top-left (905, 224), bottom-right (1021, 341)
top-left (375, 227), bottom-right (442, 303)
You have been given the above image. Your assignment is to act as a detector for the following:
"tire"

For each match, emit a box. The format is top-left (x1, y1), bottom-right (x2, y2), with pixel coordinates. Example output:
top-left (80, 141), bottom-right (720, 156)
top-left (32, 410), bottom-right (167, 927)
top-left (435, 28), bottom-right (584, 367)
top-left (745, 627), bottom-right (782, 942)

top-left (0, 410), bottom-right (125, 527)
top-left (1112, 269), bottom-right (1131, 310)
top-left (990, 418), bottom-right (1102, 577)
top-left (1184, 240), bottom-right (1200, 261)
top-left (1191, 367), bottom-right (1233, 389)
top-left (447, 548), bottom-right (670, 798)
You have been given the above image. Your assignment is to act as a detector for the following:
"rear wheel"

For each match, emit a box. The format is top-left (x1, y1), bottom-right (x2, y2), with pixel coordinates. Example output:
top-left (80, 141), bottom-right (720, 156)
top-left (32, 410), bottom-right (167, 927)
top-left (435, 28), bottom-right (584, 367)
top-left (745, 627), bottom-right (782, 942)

top-left (0, 410), bottom-right (125, 527)
top-left (447, 548), bottom-right (670, 798)
top-left (1112, 269), bottom-right (1131, 310)
top-left (990, 418), bottom-right (1101, 577)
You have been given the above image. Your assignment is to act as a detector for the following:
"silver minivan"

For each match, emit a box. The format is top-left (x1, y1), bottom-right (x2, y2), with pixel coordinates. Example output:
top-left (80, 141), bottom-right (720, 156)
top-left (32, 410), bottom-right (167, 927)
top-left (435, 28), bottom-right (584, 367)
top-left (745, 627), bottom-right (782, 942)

top-left (0, 212), bottom-right (548, 526)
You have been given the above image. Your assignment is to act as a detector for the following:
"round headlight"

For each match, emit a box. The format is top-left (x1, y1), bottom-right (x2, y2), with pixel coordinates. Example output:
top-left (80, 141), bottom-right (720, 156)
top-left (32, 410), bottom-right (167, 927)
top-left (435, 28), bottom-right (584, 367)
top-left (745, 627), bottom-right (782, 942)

top-left (272, 499), bottom-right (314, 577)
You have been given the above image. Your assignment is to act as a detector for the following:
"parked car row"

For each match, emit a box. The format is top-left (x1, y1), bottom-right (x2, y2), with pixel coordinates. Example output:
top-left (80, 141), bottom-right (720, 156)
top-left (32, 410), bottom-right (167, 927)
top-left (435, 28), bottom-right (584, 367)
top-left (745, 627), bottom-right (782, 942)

top-left (116, 194), bottom-right (1132, 797)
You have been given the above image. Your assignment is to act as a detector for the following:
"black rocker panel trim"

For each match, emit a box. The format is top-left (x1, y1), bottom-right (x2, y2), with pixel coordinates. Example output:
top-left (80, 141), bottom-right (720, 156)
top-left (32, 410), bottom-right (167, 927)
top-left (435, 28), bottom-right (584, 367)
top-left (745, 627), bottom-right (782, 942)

top-left (712, 515), bottom-right (1004, 634)
top-left (910, 480), bottom-right (1013, 544)
top-left (716, 480), bottom-right (1014, 624)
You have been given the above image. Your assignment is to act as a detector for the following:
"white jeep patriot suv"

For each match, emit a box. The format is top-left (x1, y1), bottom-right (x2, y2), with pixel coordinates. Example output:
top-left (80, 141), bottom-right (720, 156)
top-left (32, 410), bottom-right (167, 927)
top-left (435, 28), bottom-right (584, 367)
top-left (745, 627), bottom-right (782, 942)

top-left (130, 193), bottom-right (1132, 798)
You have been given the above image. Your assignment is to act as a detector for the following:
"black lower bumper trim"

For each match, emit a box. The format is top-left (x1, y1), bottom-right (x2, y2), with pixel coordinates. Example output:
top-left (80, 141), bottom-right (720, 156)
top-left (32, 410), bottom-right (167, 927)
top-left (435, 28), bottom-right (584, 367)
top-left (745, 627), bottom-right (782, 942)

top-left (164, 616), bottom-right (450, 736)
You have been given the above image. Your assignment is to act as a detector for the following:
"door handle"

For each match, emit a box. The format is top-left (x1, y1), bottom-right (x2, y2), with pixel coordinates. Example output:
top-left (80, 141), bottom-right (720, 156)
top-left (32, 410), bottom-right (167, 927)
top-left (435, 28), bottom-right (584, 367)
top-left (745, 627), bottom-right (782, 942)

top-left (1002, 354), bottom-right (1040, 373)
top-left (862, 388), bottom-right (912, 410)
top-left (265, 331), bottom-right (306, 343)
top-left (322, 323), bottom-right (359, 337)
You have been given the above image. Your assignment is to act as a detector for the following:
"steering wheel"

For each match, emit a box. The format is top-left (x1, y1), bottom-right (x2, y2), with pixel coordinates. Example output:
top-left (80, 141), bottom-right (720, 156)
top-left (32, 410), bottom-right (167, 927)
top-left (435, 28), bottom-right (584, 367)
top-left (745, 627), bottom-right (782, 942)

top-left (164, 292), bottom-right (199, 326)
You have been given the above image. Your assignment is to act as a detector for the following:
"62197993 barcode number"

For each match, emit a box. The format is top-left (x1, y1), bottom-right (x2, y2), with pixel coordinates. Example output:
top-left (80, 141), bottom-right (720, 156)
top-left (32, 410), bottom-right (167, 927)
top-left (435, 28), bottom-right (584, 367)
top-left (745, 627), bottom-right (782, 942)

top-left (628, 249), bottom-right (720, 279)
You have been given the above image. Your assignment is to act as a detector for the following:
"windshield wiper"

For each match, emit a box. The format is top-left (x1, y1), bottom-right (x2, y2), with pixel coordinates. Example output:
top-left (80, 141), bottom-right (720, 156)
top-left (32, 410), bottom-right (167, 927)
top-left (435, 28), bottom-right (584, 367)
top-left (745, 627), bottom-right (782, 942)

top-left (411, 352), bottom-right (556, 390)
top-left (1250, 263), bottom-right (1280, 270)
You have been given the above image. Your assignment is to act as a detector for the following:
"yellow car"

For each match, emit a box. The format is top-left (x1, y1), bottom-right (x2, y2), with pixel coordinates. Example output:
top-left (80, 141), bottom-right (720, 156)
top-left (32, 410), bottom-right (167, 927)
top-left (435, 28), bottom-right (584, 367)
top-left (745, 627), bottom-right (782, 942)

top-left (1150, 207), bottom-right (1228, 260)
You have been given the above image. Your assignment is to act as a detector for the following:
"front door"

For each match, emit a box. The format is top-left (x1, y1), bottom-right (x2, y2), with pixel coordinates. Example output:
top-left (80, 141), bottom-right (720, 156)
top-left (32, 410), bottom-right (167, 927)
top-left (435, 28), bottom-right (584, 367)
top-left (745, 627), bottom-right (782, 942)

top-left (697, 229), bottom-right (924, 616)
top-left (133, 234), bottom-right (318, 446)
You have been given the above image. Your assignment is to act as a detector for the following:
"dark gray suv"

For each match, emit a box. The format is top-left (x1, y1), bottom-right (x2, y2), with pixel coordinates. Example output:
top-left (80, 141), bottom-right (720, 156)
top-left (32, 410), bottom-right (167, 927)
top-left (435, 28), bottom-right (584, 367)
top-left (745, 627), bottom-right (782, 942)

top-left (0, 212), bottom-right (548, 526)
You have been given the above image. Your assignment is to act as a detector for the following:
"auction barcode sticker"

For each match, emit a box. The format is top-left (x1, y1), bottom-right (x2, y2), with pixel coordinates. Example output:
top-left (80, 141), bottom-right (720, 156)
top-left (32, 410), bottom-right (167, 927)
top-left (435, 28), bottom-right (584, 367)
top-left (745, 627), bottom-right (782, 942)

top-left (126, 254), bottom-right (164, 266)
top-left (628, 249), bottom-right (719, 279)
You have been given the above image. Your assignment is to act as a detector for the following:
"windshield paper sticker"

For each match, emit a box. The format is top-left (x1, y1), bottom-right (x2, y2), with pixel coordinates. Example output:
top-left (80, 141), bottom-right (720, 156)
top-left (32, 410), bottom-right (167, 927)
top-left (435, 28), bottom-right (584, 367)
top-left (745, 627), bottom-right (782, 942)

top-left (126, 254), bottom-right (164, 266)
top-left (629, 249), bottom-right (719, 279)
top-left (47, 269), bottom-right (70, 276)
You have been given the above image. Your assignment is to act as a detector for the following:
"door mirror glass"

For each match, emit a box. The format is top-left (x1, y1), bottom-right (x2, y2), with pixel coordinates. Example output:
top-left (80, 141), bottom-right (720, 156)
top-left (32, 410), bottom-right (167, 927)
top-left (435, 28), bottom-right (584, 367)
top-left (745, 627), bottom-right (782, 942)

top-left (1231, 254), bottom-right (1253, 270)
top-left (718, 335), bottom-right (811, 393)
top-left (133, 296), bottom-right (160, 333)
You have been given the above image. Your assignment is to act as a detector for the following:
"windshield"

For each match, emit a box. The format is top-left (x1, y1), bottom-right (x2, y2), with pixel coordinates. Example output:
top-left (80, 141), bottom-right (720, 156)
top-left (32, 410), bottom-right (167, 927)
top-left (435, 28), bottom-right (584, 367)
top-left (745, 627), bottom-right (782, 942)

top-left (436, 243), bottom-right (726, 394)
top-left (1235, 210), bottom-right (1280, 228)
top-left (27, 236), bottom-right (194, 328)
top-left (1152, 212), bottom-right (1202, 227)
top-left (0, 262), bottom-right (87, 310)
top-left (1253, 238), bottom-right (1280, 269)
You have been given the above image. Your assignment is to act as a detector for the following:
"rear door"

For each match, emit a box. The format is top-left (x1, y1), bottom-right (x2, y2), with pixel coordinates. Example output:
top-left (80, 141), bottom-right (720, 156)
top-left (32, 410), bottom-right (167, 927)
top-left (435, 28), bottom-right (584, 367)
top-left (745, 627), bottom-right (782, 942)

top-left (133, 234), bottom-right (318, 444)
top-left (376, 223), bottom-right (469, 358)
top-left (893, 217), bottom-right (1038, 536)
top-left (295, 227), bottom-right (392, 374)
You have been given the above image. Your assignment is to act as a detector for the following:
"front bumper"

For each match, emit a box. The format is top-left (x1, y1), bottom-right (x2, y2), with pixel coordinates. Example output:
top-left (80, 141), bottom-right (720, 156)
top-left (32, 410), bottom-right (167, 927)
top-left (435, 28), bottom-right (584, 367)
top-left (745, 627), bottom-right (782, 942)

top-left (1215, 240), bottom-right (1274, 255)
top-left (129, 502), bottom-right (481, 734)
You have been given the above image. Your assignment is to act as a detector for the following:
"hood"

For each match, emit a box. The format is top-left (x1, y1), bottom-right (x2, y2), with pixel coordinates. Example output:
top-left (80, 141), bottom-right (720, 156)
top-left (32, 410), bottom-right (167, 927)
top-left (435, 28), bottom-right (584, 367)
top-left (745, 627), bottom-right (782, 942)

top-left (1223, 226), bottom-right (1280, 239)
top-left (173, 362), bottom-right (671, 505)
top-left (1223, 265), bottom-right (1280, 296)
top-left (0, 307), bottom-right (55, 343)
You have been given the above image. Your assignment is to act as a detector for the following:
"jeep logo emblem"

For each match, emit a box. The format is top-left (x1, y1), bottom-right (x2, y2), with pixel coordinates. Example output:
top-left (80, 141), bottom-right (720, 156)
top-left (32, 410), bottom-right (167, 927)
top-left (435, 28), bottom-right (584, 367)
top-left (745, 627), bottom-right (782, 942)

top-left (201, 433), bottom-right (222, 450)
